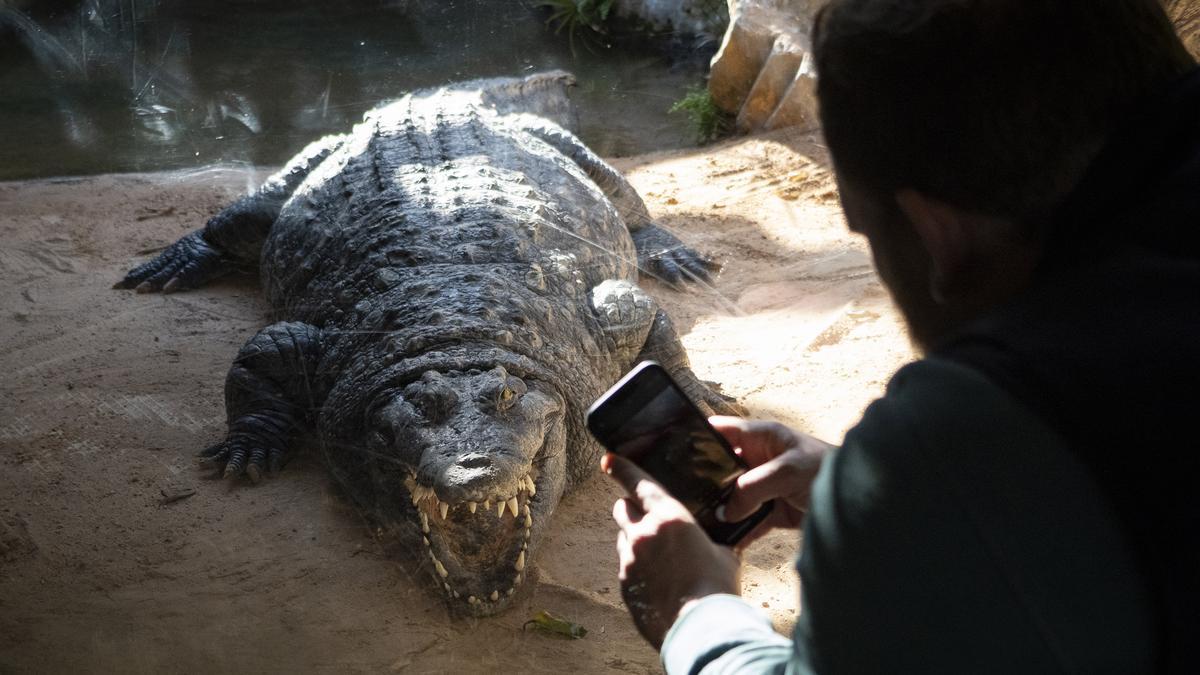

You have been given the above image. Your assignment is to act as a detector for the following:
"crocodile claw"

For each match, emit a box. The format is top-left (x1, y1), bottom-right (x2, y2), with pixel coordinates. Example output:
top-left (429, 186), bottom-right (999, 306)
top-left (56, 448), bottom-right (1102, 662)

top-left (631, 223), bottom-right (721, 288)
top-left (115, 229), bottom-right (232, 293)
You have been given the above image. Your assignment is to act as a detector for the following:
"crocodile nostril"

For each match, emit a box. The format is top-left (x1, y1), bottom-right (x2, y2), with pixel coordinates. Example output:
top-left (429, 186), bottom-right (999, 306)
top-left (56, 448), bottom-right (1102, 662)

top-left (457, 454), bottom-right (492, 470)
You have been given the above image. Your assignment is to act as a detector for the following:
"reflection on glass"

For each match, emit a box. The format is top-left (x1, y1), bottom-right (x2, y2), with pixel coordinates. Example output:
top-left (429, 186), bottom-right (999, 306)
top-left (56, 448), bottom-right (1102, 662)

top-left (0, 0), bottom-right (715, 180)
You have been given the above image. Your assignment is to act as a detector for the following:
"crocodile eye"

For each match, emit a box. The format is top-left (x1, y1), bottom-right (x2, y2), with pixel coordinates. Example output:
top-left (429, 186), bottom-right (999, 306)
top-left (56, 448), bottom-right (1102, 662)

top-left (493, 376), bottom-right (528, 412)
top-left (493, 385), bottom-right (518, 412)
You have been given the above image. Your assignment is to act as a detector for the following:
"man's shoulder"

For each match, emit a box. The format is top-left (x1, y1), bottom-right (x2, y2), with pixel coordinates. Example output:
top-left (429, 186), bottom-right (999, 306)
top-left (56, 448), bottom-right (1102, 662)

top-left (850, 356), bottom-right (1130, 550)
top-left (798, 356), bottom-right (1155, 672)
top-left (843, 357), bottom-right (1072, 489)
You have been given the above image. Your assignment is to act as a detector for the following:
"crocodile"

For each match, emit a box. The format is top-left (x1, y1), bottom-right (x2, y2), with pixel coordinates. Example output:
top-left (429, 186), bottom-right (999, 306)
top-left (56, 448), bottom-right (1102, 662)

top-left (115, 70), bottom-right (738, 615)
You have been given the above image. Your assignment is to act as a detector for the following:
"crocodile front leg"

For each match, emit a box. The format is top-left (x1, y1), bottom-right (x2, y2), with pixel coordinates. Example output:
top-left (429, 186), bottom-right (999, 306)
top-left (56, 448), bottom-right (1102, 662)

top-left (635, 309), bottom-right (744, 417)
top-left (590, 280), bottom-right (743, 416)
top-left (115, 133), bottom-right (347, 293)
top-left (200, 322), bottom-right (327, 483)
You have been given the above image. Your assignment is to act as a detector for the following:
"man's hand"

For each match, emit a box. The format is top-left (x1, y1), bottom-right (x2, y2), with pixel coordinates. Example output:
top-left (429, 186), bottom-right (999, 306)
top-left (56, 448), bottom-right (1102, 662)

top-left (710, 417), bottom-right (834, 548)
top-left (604, 453), bottom-right (740, 649)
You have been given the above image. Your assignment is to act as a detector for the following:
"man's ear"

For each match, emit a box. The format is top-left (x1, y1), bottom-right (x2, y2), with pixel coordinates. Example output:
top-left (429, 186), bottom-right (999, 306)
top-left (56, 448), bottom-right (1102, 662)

top-left (894, 189), bottom-right (971, 295)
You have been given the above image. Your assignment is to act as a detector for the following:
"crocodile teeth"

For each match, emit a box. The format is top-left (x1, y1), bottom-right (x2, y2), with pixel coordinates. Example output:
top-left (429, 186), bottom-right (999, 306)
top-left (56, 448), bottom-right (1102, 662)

top-left (439, 501), bottom-right (449, 520)
top-left (506, 587), bottom-right (514, 596)
top-left (497, 501), bottom-right (505, 518)
top-left (484, 499), bottom-right (492, 510)
top-left (490, 590), bottom-right (499, 602)
top-left (515, 549), bottom-right (525, 572)
top-left (523, 511), bottom-right (532, 529)
top-left (467, 501), bottom-right (477, 514)
top-left (526, 477), bottom-right (536, 496)
top-left (468, 595), bottom-right (478, 605)
top-left (422, 536), bottom-right (429, 547)
top-left (420, 512), bottom-right (429, 534)
top-left (506, 497), bottom-right (519, 518)
top-left (434, 559), bottom-right (448, 578)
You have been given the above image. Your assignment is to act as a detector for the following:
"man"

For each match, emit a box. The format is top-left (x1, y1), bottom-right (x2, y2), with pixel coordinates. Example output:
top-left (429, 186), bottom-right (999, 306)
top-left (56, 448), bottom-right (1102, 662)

top-left (606, 0), bottom-right (1199, 672)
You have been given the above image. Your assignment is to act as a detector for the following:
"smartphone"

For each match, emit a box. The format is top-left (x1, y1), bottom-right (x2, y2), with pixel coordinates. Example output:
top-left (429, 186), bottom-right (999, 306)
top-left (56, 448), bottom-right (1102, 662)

top-left (587, 361), bottom-right (772, 546)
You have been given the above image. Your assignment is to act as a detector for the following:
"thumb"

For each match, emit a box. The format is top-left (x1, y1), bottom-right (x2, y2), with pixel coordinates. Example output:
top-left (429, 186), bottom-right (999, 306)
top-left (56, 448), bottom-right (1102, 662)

top-left (721, 462), bottom-right (783, 522)
top-left (602, 453), bottom-right (671, 512)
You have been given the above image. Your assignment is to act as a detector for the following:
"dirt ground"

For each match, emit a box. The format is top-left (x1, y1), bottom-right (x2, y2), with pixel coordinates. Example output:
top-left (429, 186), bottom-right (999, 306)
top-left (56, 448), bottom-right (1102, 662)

top-left (0, 129), bottom-right (915, 673)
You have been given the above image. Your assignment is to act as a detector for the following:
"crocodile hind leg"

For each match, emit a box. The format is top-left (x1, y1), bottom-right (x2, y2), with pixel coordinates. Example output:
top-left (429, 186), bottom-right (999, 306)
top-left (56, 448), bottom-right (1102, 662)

top-left (200, 322), bottom-right (326, 483)
top-left (591, 280), bottom-right (743, 416)
top-left (115, 133), bottom-right (347, 293)
top-left (516, 117), bottom-right (721, 287)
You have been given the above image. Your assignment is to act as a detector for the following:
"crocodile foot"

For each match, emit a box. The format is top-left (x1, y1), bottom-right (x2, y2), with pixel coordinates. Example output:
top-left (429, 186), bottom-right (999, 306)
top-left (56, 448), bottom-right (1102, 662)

top-left (114, 229), bottom-right (233, 293)
top-left (632, 224), bottom-right (722, 288)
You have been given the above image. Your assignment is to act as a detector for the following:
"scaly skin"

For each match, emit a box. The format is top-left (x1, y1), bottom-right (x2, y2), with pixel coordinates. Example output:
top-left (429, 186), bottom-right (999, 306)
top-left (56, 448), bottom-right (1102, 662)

top-left (116, 71), bottom-right (736, 616)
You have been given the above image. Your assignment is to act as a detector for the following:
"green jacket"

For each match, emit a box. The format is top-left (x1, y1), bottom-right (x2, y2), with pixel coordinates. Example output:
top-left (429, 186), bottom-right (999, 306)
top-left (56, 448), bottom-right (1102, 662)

top-left (661, 358), bottom-right (1155, 674)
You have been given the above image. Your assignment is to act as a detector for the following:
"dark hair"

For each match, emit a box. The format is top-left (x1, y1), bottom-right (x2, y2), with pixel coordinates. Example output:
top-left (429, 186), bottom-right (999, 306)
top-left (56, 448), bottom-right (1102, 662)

top-left (813, 0), bottom-right (1195, 225)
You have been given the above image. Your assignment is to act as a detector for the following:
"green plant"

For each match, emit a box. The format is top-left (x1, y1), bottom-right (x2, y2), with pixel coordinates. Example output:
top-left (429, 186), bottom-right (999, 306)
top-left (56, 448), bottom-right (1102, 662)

top-left (538, 0), bottom-right (616, 51)
top-left (669, 86), bottom-right (732, 144)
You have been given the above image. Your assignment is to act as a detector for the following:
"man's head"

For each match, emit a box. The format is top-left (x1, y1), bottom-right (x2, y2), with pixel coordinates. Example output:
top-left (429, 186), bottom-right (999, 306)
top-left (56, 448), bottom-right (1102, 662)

top-left (813, 0), bottom-right (1195, 349)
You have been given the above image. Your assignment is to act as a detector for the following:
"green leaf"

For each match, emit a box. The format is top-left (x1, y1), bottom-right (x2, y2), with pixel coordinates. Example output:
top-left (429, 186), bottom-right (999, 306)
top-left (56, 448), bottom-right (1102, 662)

top-left (523, 610), bottom-right (588, 639)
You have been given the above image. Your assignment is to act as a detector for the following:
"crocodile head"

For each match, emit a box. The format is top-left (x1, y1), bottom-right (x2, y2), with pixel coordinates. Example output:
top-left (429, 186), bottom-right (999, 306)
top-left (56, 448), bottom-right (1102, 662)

top-left (366, 365), bottom-right (567, 615)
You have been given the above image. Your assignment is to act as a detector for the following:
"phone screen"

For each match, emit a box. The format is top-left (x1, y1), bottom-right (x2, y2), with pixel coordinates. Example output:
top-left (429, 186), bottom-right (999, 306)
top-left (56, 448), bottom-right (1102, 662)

top-left (588, 361), bottom-right (771, 545)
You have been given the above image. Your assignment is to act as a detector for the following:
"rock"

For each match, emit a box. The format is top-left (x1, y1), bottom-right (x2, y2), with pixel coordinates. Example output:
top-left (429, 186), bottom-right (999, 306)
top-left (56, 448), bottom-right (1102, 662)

top-left (1164, 0), bottom-right (1200, 58)
top-left (764, 51), bottom-right (818, 131)
top-left (708, 0), bottom-right (825, 131)
top-left (708, 11), bottom-right (779, 114)
top-left (736, 32), bottom-right (806, 131)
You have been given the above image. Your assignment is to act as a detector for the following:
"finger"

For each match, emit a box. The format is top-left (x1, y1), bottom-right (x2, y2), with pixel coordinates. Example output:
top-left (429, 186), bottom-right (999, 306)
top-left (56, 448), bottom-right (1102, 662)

top-left (709, 416), bottom-right (776, 466)
top-left (603, 453), bottom-right (671, 511)
top-left (723, 457), bottom-right (799, 522)
top-left (709, 417), bottom-right (799, 467)
top-left (615, 530), bottom-right (634, 573)
top-left (612, 496), bottom-right (642, 529)
top-left (708, 415), bottom-right (753, 449)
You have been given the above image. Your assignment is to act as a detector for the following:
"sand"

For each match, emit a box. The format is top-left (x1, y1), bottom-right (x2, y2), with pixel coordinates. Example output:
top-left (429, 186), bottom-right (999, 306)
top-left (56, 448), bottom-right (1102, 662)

top-left (0, 129), bottom-right (914, 673)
